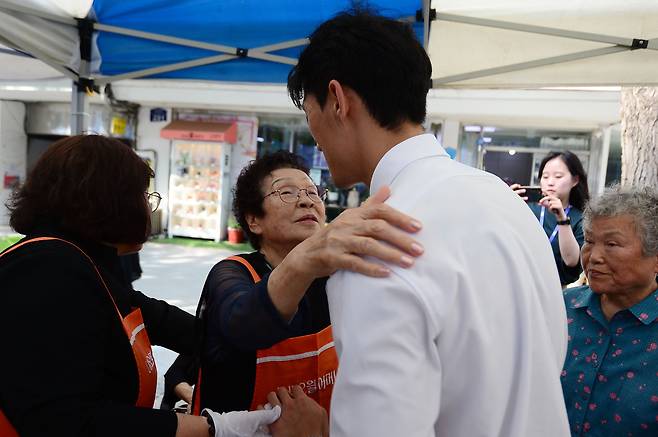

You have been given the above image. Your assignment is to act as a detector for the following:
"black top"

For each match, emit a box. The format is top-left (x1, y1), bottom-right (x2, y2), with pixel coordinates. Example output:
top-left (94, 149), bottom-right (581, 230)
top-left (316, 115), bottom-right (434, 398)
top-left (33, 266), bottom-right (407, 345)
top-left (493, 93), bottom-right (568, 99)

top-left (0, 227), bottom-right (195, 436)
top-left (529, 203), bottom-right (585, 285)
top-left (165, 252), bottom-right (330, 413)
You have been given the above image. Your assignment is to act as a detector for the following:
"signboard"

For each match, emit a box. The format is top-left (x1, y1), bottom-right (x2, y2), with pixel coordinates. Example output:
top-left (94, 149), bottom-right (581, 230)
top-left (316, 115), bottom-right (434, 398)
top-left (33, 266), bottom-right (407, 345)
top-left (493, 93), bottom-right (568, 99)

top-left (3, 173), bottom-right (20, 189)
top-left (150, 108), bottom-right (167, 122)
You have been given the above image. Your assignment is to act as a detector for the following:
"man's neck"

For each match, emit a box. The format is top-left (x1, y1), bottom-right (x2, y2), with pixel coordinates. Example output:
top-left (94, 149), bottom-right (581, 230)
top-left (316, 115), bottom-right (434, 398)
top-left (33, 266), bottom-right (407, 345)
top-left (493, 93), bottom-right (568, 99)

top-left (357, 121), bottom-right (425, 187)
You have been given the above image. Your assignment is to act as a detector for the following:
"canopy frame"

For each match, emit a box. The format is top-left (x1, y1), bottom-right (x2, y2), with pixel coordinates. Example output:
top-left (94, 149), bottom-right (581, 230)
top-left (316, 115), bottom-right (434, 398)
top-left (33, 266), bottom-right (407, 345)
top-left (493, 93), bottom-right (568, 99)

top-left (431, 12), bottom-right (655, 87)
top-left (93, 23), bottom-right (308, 85)
top-left (0, 1), bottom-right (310, 86)
top-left (0, 1), bottom-right (316, 133)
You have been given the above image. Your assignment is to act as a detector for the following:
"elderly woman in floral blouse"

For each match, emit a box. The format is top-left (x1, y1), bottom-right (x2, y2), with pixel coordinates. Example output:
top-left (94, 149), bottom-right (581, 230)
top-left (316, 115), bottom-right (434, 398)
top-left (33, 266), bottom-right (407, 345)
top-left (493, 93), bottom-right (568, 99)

top-left (561, 185), bottom-right (658, 436)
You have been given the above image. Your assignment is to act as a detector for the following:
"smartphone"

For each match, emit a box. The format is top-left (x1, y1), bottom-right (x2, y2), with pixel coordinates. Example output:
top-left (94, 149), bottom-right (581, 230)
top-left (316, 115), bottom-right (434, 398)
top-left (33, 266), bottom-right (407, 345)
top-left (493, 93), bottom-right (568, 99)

top-left (520, 186), bottom-right (543, 203)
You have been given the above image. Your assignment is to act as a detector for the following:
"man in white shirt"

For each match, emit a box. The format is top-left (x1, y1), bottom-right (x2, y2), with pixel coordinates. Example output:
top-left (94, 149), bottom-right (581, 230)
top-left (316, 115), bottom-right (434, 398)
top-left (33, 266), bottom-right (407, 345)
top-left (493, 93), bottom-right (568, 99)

top-left (275, 10), bottom-right (570, 437)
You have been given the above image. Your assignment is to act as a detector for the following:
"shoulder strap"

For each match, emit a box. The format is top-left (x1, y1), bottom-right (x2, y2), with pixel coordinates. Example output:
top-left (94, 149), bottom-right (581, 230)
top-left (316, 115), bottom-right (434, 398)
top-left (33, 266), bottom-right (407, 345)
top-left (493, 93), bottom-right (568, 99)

top-left (190, 254), bottom-right (261, 415)
top-left (0, 237), bottom-right (123, 317)
top-left (225, 255), bottom-right (262, 283)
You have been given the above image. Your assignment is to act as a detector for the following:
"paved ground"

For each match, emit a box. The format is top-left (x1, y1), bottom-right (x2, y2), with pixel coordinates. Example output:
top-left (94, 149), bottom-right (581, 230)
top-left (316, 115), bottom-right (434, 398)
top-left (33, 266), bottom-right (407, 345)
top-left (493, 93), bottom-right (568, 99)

top-left (0, 225), bottom-right (16, 236)
top-left (133, 242), bottom-right (242, 408)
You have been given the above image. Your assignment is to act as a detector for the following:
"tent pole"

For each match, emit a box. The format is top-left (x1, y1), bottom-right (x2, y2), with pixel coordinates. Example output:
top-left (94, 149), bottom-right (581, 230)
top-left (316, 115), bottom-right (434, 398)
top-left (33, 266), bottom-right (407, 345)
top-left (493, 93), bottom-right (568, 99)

top-left (435, 13), bottom-right (654, 50)
top-left (71, 65), bottom-right (89, 135)
top-left (94, 38), bottom-right (307, 85)
top-left (71, 18), bottom-right (95, 135)
top-left (95, 23), bottom-right (307, 59)
top-left (422, 0), bottom-right (430, 49)
top-left (433, 45), bottom-right (627, 86)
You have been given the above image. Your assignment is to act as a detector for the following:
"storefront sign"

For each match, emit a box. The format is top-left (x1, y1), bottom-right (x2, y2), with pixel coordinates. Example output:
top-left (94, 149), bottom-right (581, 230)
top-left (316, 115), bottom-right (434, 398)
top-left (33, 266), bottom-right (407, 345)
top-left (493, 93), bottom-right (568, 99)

top-left (160, 120), bottom-right (238, 144)
top-left (3, 173), bottom-right (20, 189)
top-left (111, 116), bottom-right (128, 136)
top-left (150, 108), bottom-right (167, 122)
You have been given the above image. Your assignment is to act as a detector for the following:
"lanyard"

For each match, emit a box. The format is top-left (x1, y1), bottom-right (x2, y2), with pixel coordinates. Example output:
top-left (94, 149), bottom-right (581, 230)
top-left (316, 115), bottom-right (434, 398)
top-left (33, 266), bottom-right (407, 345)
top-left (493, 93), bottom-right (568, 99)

top-left (540, 205), bottom-right (571, 244)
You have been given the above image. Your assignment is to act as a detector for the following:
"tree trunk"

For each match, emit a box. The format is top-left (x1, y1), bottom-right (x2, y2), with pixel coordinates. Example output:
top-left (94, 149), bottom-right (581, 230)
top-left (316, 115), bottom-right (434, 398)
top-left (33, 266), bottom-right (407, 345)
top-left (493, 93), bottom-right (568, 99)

top-left (620, 87), bottom-right (658, 188)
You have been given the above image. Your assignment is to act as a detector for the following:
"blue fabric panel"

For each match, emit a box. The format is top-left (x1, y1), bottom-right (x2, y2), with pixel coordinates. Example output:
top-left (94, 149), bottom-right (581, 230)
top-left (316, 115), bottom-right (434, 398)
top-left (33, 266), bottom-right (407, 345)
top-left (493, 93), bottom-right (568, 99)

top-left (92, 0), bottom-right (422, 82)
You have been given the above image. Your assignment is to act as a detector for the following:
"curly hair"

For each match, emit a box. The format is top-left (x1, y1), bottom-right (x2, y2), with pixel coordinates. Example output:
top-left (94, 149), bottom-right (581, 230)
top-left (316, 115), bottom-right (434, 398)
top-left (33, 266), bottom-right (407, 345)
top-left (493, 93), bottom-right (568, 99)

top-left (233, 151), bottom-right (309, 250)
top-left (7, 135), bottom-right (153, 244)
top-left (583, 184), bottom-right (658, 257)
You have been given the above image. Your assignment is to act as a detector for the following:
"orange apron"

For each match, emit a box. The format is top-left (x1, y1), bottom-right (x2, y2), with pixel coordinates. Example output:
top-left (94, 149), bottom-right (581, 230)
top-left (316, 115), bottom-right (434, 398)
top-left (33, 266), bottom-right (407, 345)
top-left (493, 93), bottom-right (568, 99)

top-left (192, 255), bottom-right (338, 414)
top-left (0, 237), bottom-right (157, 436)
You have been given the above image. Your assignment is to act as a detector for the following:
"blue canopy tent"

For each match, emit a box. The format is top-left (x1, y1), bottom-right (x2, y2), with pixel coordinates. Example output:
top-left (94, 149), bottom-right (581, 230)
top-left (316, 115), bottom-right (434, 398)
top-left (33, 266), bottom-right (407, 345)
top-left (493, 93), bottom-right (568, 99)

top-left (0, 0), bottom-right (427, 132)
top-left (93, 0), bottom-right (425, 84)
top-left (3, 0), bottom-right (653, 133)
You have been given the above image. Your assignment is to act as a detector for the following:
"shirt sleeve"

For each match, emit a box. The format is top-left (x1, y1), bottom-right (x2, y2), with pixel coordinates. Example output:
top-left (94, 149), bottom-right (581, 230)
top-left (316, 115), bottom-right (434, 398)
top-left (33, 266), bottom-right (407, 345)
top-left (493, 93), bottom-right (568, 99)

top-left (0, 249), bottom-right (178, 437)
top-left (560, 217), bottom-right (585, 283)
top-left (131, 289), bottom-right (196, 355)
top-left (327, 269), bottom-right (442, 437)
top-left (572, 216), bottom-right (585, 248)
top-left (204, 260), bottom-right (308, 357)
top-left (161, 354), bottom-right (197, 409)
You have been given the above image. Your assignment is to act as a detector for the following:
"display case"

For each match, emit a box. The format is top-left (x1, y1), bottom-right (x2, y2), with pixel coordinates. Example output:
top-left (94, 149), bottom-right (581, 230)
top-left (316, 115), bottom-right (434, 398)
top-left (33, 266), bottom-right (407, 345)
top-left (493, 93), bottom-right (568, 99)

top-left (167, 141), bottom-right (231, 241)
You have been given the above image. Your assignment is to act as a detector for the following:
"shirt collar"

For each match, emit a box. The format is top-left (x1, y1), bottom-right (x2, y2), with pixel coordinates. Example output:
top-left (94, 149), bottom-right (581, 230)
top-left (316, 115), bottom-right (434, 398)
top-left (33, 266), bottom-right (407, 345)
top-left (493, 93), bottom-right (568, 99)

top-left (370, 133), bottom-right (448, 194)
top-left (567, 286), bottom-right (595, 310)
top-left (628, 287), bottom-right (658, 325)
top-left (567, 286), bottom-right (609, 328)
top-left (568, 285), bottom-right (658, 325)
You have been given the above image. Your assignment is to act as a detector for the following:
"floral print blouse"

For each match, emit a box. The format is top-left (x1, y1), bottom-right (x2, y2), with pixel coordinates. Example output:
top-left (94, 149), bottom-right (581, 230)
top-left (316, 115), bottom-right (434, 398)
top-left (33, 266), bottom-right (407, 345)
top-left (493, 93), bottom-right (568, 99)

top-left (561, 285), bottom-right (658, 436)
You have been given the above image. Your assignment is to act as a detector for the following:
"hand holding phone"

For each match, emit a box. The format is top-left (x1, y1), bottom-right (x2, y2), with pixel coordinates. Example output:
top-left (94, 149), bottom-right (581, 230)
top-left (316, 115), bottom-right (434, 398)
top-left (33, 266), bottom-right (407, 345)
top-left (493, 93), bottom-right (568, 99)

top-left (519, 186), bottom-right (543, 203)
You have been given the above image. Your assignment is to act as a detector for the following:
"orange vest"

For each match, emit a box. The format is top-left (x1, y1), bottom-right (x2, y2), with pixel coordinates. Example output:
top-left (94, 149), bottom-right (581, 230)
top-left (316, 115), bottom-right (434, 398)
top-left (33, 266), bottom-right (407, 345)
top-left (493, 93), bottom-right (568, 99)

top-left (192, 255), bottom-right (338, 414)
top-left (0, 237), bottom-right (157, 435)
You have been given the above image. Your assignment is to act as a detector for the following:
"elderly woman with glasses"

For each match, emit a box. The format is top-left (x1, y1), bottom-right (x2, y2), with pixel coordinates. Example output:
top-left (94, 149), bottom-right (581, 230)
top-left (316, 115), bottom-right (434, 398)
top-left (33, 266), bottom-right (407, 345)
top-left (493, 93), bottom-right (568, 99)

top-left (561, 185), bottom-right (658, 436)
top-left (0, 137), bottom-right (421, 437)
top-left (164, 151), bottom-right (423, 429)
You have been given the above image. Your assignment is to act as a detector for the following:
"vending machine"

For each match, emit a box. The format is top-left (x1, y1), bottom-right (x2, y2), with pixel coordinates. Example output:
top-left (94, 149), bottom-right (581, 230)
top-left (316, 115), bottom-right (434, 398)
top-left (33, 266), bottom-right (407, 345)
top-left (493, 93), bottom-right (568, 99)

top-left (167, 141), bottom-right (232, 241)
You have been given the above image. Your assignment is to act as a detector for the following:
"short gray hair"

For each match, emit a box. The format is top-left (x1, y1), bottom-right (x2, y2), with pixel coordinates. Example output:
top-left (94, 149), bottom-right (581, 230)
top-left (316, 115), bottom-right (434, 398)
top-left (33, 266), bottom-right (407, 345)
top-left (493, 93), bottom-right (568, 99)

top-left (583, 184), bottom-right (658, 257)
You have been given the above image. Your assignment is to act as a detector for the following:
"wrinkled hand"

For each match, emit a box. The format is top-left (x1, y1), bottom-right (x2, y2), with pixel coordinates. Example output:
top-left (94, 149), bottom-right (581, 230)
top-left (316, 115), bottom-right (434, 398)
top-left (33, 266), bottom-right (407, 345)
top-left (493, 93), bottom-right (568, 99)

top-left (203, 406), bottom-right (281, 437)
top-left (266, 386), bottom-right (328, 437)
top-left (539, 195), bottom-right (566, 220)
top-left (509, 183), bottom-right (528, 201)
top-left (290, 186), bottom-right (424, 278)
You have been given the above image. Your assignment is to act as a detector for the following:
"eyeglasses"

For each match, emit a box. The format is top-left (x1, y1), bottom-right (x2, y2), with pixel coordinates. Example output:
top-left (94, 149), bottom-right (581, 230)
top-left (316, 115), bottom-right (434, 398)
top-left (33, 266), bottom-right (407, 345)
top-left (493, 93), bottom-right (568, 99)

top-left (146, 191), bottom-right (162, 212)
top-left (264, 185), bottom-right (327, 204)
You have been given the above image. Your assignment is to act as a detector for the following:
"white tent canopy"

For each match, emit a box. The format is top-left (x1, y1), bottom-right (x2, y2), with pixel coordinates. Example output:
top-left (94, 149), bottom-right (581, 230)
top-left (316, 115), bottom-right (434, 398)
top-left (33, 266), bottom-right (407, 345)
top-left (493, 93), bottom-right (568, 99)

top-left (0, 0), bottom-right (92, 80)
top-left (428, 0), bottom-right (658, 88)
top-left (1, 0), bottom-right (657, 89)
top-left (0, 44), bottom-right (64, 80)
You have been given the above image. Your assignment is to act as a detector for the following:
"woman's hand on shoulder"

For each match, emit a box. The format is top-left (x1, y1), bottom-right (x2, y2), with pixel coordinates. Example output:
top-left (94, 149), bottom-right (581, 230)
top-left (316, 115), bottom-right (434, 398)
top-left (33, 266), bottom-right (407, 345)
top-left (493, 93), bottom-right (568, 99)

top-left (289, 185), bottom-right (424, 278)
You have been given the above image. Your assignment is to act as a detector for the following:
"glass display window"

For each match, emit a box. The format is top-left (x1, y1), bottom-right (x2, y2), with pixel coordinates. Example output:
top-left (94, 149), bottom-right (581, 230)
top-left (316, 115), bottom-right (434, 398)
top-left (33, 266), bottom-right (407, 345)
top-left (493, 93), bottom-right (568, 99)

top-left (168, 141), bottom-right (231, 241)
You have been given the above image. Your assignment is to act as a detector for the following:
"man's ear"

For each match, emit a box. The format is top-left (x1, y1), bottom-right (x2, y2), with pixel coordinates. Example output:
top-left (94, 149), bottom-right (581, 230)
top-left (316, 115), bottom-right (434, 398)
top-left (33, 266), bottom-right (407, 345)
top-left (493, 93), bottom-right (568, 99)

top-left (246, 214), bottom-right (262, 236)
top-left (328, 79), bottom-right (350, 121)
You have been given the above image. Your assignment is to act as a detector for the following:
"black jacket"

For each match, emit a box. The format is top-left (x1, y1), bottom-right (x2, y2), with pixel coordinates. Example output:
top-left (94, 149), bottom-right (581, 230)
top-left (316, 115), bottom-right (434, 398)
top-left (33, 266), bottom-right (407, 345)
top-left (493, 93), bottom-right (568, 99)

top-left (0, 228), bottom-right (195, 436)
top-left (163, 252), bottom-right (330, 413)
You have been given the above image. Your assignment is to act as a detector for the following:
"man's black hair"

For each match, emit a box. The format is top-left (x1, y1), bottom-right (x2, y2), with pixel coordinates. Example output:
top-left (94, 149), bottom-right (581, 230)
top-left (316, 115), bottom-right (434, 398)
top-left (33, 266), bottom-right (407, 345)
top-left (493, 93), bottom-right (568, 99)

top-left (288, 10), bottom-right (432, 129)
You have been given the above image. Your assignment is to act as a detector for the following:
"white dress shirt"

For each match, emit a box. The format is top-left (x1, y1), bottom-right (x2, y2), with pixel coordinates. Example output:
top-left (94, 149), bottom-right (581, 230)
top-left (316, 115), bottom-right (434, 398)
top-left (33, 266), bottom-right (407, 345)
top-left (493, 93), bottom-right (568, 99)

top-left (327, 134), bottom-right (570, 437)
